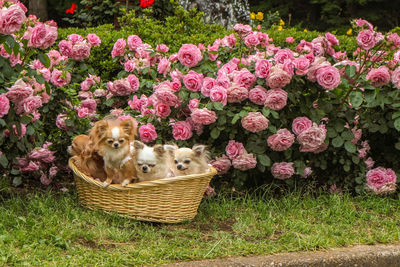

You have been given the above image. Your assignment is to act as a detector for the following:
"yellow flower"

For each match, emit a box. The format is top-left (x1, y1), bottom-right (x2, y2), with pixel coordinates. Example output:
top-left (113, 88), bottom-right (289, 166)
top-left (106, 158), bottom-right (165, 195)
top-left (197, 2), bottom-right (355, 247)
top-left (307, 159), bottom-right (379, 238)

top-left (278, 26), bottom-right (283, 31)
top-left (280, 19), bottom-right (285, 26)
top-left (256, 12), bottom-right (264, 21)
top-left (304, 29), bottom-right (308, 32)
top-left (347, 28), bottom-right (352, 36)
top-left (250, 12), bottom-right (256, 20)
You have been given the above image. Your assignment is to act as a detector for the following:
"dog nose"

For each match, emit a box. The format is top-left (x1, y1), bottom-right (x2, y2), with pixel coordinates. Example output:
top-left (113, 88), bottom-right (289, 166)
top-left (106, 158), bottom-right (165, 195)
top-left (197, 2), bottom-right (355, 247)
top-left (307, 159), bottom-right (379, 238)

top-left (113, 143), bottom-right (119, 148)
top-left (142, 165), bottom-right (148, 172)
top-left (177, 164), bottom-right (183, 170)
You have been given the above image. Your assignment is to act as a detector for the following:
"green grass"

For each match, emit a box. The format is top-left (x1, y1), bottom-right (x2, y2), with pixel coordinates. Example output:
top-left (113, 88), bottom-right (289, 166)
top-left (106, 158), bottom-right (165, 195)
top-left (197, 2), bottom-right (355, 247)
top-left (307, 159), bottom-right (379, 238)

top-left (1, 189), bottom-right (400, 266)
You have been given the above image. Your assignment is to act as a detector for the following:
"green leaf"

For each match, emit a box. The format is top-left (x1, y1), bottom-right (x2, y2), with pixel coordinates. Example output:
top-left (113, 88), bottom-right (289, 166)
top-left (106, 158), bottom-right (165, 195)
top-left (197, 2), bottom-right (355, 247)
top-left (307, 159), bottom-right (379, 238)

top-left (38, 53), bottom-right (51, 68)
top-left (231, 114), bottom-right (240, 124)
top-left (345, 65), bottom-right (356, 78)
top-left (395, 142), bottom-right (400, 150)
top-left (0, 153), bottom-right (8, 168)
top-left (262, 107), bottom-right (270, 117)
top-left (210, 128), bottom-right (220, 139)
top-left (349, 91), bottom-right (363, 108)
top-left (26, 126), bottom-right (34, 135)
top-left (239, 110), bottom-right (248, 117)
top-left (270, 110), bottom-right (279, 119)
top-left (257, 154), bottom-right (271, 167)
top-left (12, 176), bottom-right (22, 187)
top-left (20, 115), bottom-right (31, 125)
top-left (341, 130), bottom-right (354, 141)
top-left (190, 92), bottom-right (200, 99)
top-left (213, 102), bottom-right (224, 111)
top-left (344, 141), bottom-right (357, 153)
top-left (394, 118), bottom-right (400, 131)
top-left (352, 155), bottom-right (360, 164)
top-left (332, 136), bottom-right (344, 147)
top-left (392, 112), bottom-right (400, 120)
top-left (105, 98), bottom-right (114, 107)
top-left (326, 127), bottom-right (338, 138)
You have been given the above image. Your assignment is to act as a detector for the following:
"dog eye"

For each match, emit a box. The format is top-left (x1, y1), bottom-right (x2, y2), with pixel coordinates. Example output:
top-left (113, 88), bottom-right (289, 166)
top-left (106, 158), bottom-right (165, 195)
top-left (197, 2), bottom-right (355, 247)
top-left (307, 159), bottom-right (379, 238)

top-left (184, 159), bottom-right (191, 164)
top-left (174, 160), bottom-right (178, 164)
top-left (138, 163), bottom-right (143, 166)
top-left (107, 140), bottom-right (113, 144)
top-left (148, 164), bottom-right (155, 167)
top-left (119, 139), bottom-right (124, 143)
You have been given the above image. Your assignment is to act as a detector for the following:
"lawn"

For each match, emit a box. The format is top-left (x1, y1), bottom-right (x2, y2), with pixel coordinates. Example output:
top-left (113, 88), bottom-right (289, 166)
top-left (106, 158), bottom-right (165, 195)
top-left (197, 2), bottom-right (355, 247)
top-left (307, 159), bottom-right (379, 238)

top-left (1, 186), bottom-right (400, 266)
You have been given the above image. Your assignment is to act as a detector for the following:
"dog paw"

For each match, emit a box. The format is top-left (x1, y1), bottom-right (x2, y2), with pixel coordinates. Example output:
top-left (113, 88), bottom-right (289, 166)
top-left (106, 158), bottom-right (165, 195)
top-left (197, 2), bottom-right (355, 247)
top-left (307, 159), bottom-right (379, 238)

top-left (102, 181), bottom-right (110, 187)
top-left (121, 180), bottom-right (129, 187)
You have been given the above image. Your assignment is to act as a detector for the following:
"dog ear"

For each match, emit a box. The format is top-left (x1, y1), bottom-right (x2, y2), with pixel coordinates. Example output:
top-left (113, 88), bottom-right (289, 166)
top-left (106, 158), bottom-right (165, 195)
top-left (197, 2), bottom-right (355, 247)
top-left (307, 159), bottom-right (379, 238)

top-left (92, 120), bottom-right (108, 138)
top-left (153, 144), bottom-right (165, 157)
top-left (134, 140), bottom-right (144, 150)
top-left (120, 119), bottom-right (133, 136)
top-left (164, 143), bottom-right (178, 152)
top-left (192, 144), bottom-right (206, 156)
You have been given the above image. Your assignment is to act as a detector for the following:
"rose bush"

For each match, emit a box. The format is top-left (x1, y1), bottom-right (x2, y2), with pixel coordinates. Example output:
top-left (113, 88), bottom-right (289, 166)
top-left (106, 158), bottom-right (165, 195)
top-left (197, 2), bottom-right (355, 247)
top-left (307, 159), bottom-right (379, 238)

top-left (0, 1), bottom-right (399, 195)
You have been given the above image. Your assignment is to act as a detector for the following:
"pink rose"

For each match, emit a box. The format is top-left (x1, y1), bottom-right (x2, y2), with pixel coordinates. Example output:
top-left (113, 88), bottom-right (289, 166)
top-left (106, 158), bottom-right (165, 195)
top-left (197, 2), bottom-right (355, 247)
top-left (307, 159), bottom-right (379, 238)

top-left (139, 123), bottom-right (157, 143)
top-left (366, 167), bottom-right (397, 194)
top-left (301, 167), bottom-right (313, 178)
top-left (127, 35), bottom-right (143, 51)
top-left (50, 69), bottom-right (71, 87)
top-left (0, 4), bottom-right (26, 35)
top-left (266, 66), bottom-right (291, 89)
top-left (201, 77), bottom-right (216, 97)
top-left (49, 166), bottom-right (58, 178)
top-left (87, 33), bottom-right (101, 47)
top-left (306, 57), bottom-right (331, 82)
top-left (154, 84), bottom-right (179, 106)
top-left (17, 96), bottom-right (42, 114)
top-left (68, 34), bottom-right (83, 44)
top-left (233, 24), bottom-right (252, 37)
top-left (80, 98), bottom-right (97, 113)
top-left (267, 128), bottom-right (295, 151)
top-left (325, 32), bottom-right (339, 46)
top-left (29, 147), bottom-right (55, 163)
top-left (108, 78), bottom-right (134, 96)
top-left (274, 48), bottom-right (294, 64)
top-left (232, 153), bottom-right (257, 171)
top-left (294, 57), bottom-right (310, 75)
top-left (218, 61), bottom-right (238, 76)
top-left (177, 44), bottom-right (203, 68)
top-left (156, 44), bottom-right (169, 53)
top-left (297, 123), bottom-right (327, 153)
top-left (3, 123), bottom-right (26, 139)
top-left (47, 49), bottom-right (61, 66)
top-left (241, 112), bottom-right (269, 133)
top-left (154, 101), bottom-right (171, 118)
top-left (183, 70), bottom-right (204, 92)
top-left (40, 172), bottom-right (52, 186)
top-left (221, 33), bottom-right (236, 48)
top-left (271, 162), bottom-right (294, 180)
top-left (255, 59), bottom-right (272, 78)
top-left (225, 140), bottom-right (245, 160)
top-left (171, 120), bottom-right (193, 140)
top-left (357, 30), bottom-right (376, 50)
top-left (157, 57), bottom-right (171, 76)
top-left (25, 23), bottom-right (57, 49)
top-left (226, 83), bottom-right (248, 103)
top-left (171, 79), bottom-right (181, 92)
top-left (111, 38), bottom-right (126, 58)
top-left (127, 74), bottom-right (140, 92)
top-left (6, 79), bottom-right (33, 103)
top-left (244, 32), bottom-right (260, 47)
top-left (190, 108), bottom-right (217, 125)
top-left (94, 89), bottom-right (107, 97)
top-left (209, 86), bottom-right (228, 106)
top-left (249, 85), bottom-right (268, 105)
top-left (210, 154), bottom-right (231, 174)
top-left (364, 157), bottom-right (375, 169)
top-left (391, 67), bottom-right (400, 89)
top-left (21, 161), bottom-right (40, 172)
top-left (124, 59), bottom-right (136, 72)
top-left (316, 66), bottom-right (341, 90)
top-left (188, 98), bottom-right (199, 111)
top-left (292, 117), bottom-right (312, 135)
top-left (58, 40), bottom-right (72, 57)
top-left (351, 127), bottom-right (362, 144)
top-left (232, 68), bottom-right (256, 89)
top-left (70, 41), bottom-right (91, 61)
top-left (56, 113), bottom-right (71, 130)
top-left (264, 88), bottom-right (288, 110)
top-left (0, 94), bottom-right (9, 117)
top-left (77, 107), bottom-right (89, 118)
top-left (366, 66), bottom-right (391, 87)
top-left (217, 75), bottom-right (230, 89)
top-left (286, 37), bottom-right (295, 43)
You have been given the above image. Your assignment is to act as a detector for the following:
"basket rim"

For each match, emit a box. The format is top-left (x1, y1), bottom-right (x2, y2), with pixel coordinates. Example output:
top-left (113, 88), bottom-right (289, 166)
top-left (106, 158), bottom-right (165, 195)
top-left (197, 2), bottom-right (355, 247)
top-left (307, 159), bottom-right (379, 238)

top-left (68, 156), bottom-right (217, 191)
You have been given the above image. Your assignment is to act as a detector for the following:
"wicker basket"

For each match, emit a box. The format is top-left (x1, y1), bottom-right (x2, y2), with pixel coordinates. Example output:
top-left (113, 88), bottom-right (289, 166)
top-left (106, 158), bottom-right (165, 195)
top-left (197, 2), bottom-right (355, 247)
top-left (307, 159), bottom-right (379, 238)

top-left (68, 157), bottom-right (217, 223)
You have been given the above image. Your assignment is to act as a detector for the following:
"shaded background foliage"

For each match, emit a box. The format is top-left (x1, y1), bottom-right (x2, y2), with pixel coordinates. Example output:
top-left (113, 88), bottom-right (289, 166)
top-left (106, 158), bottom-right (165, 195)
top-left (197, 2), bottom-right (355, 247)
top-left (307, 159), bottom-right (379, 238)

top-left (249, 0), bottom-right (400, 33)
